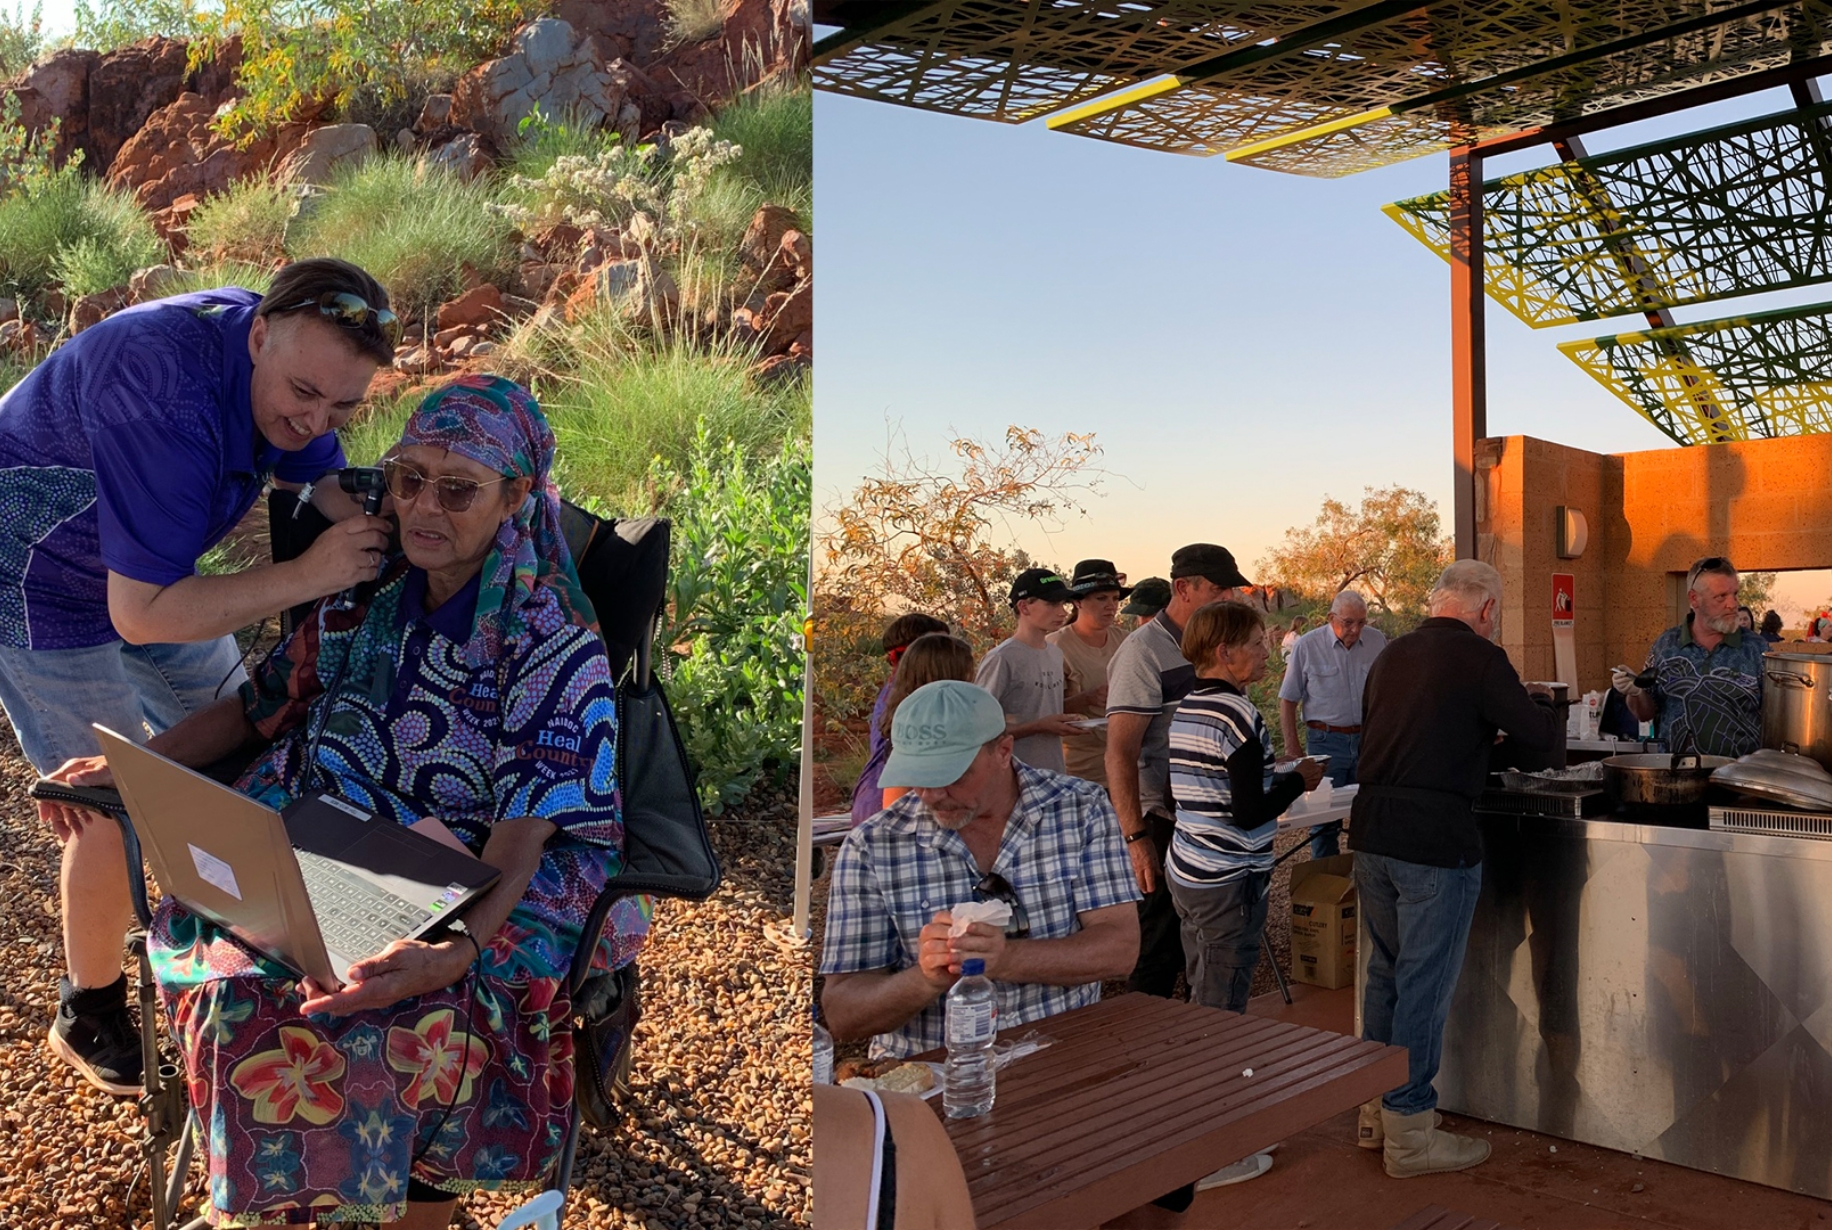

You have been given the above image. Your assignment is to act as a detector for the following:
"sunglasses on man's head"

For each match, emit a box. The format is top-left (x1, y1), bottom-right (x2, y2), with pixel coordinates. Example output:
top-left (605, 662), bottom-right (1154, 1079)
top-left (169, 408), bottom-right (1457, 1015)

top-left (974, 871), bottom-right (1030, 939)
top-left (278, 291), bottom-right (400, 351)
top-left (382, 457), bottom-right (508, 513)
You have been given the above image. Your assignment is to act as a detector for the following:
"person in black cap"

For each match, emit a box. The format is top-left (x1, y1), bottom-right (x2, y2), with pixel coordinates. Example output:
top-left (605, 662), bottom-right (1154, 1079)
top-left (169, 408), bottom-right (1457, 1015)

top-left (1122, 576), bottom-right (1171, 626)
top-left (975, 567), bottom-right (1083, 773)
top-left (1047, 559), bottom-right (1133, 787)
top-left (1104, 544), bottom-right (1251, 997)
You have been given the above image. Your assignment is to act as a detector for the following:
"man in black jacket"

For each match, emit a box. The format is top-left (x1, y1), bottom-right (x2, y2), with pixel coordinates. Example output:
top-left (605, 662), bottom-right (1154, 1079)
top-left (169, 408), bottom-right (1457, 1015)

top-left (1348, 559), bottom-right (1563, 1179)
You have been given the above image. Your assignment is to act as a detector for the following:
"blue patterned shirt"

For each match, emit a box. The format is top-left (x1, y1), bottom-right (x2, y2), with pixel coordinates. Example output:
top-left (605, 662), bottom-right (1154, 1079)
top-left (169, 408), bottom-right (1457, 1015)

top-left (820, 762), bottom-right (1140, 1058)
top-left (0, 289), bottom-right (344, 649)
top-left (235, 557), bottom-right (648, 980)
top-left (1642, 615), bottom-right (1766, 758)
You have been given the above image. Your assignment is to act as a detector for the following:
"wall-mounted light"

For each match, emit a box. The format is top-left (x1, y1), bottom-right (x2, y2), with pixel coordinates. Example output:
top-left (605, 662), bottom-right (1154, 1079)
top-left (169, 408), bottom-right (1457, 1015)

top-left (1556, 506), bottom-right (1588, 559)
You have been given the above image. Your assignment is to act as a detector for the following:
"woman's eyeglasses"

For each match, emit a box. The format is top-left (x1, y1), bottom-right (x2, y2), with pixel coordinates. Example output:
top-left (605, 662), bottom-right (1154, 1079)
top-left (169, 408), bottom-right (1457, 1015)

top-left (974, 871), bottom-right (1030, 939)
top-left (278, 291), bottom-right (400, 351)
top-left (381, 458), bottom-right (508, 513)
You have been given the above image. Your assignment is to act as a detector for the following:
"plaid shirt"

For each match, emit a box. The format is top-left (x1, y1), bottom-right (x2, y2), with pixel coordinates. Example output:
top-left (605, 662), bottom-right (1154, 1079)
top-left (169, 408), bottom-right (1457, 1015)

top-left (820, 762), bottom-right (1140, 1058)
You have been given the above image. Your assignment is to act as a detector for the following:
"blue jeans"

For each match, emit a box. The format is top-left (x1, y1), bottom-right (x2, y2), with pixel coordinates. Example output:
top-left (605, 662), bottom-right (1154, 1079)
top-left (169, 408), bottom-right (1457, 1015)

top-left (0, 635), bottom-right (247, 773)
top-left (1305, 728), bottom-right (1360, 858)
top-left (1356, 850), bottom-right (1483, 1115)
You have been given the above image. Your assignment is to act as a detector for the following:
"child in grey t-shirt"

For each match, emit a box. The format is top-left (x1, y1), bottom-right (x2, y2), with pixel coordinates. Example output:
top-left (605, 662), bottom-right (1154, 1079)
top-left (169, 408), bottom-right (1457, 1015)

top-left (978, 568), bottom-right (1082, 773)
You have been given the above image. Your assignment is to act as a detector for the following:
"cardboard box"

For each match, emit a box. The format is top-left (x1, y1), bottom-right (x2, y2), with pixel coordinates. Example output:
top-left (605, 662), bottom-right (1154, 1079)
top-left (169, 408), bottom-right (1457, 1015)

top-left (1289, 853), bottom-right (1356, 989)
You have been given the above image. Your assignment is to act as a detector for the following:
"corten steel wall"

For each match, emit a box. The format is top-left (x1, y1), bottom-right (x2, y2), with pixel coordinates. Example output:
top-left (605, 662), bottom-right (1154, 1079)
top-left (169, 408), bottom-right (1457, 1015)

top-left (1476, 436), bottom-right (1610, 687)
top-left (1477, 432), bottom-right (1832, 693)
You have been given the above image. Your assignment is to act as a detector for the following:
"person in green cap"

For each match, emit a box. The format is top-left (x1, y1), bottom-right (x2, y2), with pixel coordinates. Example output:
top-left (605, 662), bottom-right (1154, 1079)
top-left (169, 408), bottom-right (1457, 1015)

top-left (818, 679), bottom-right (1140, 1060)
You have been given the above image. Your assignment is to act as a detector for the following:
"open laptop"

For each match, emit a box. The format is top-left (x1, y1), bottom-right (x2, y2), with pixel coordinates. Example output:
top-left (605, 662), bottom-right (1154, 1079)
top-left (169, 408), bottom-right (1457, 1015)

top-left (93, 725), bottom-right (500, 989)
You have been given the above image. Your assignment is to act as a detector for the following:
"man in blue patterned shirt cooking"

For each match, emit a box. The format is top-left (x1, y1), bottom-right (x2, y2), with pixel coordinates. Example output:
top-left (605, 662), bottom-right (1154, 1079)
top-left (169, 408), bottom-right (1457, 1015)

top-left (1615, 555), bottom-right (1765, 757)
top-left (820, 679), bottom-right (1140, 1059)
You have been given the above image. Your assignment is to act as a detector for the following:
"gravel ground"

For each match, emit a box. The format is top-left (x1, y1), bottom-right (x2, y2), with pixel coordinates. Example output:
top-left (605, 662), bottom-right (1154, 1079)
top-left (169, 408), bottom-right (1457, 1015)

top-left (0, 734), bottom-right (811, 1230)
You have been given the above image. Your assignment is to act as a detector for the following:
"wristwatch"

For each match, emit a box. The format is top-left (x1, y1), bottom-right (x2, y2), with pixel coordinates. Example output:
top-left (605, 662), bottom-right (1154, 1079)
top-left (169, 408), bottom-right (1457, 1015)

top-left (1124, 829), bottom-right (1152, 845)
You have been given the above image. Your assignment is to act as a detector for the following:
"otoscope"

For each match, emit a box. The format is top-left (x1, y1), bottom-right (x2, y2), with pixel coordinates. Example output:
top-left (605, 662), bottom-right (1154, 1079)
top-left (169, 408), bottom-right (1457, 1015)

top-left (330, 465), bottom-right (388, 611)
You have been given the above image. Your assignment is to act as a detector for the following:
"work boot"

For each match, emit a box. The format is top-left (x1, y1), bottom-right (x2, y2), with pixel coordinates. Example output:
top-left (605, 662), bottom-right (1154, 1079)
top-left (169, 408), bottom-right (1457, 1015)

top-left (46, 974), bottom-right (143, 1096)
top-left (1358, 1098), bottom-right (1438, 1149)
top-left (1380, 1107), bottom-right (1489, 1178)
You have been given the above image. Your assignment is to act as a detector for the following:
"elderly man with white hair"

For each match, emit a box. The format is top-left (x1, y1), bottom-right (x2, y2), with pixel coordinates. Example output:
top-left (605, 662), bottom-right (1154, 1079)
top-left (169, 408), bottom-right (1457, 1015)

top-left (1346, 559), bottom-right (1563, 1180)
top-left (1278, 589), bottom-right (1387, 858)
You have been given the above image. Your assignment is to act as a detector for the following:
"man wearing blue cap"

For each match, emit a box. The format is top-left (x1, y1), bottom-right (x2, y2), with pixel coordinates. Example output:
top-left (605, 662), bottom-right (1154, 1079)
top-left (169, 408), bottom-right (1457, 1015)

top-left (819, 679), bottom-right (1140, 1060)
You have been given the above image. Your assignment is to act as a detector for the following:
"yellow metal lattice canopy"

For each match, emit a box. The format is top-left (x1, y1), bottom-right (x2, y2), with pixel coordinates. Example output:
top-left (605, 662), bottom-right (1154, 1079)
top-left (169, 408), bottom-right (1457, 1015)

top-left (814, 0), bottom-right (1832, 176)
top-left (811, 1), bottom-right (1353, 124)
top-left (1386, 100), bottom-right (1832, 325)
top-left (1561, 301), bottom-right (1832, 444)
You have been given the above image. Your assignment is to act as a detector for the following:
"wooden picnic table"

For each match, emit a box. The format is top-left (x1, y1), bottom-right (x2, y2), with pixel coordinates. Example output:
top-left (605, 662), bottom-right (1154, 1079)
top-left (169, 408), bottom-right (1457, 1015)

top-left (927, 992), bottom-right (1407, 1230)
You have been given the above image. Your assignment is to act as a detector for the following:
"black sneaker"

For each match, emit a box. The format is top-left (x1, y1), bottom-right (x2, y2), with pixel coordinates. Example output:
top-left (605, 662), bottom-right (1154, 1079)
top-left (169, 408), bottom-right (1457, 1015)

top-left (46, 974), bottom-right (143, 1096)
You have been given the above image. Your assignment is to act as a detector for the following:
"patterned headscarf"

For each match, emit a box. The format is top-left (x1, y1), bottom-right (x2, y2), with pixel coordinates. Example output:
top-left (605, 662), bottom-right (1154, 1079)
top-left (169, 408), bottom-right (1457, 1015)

top-left (400, 374), bottom-right (596, 665)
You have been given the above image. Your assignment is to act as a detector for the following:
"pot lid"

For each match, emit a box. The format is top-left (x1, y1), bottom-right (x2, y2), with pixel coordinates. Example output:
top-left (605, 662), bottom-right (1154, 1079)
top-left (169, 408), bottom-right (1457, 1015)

top-left (1713, 753), bottom-right (1832, 810)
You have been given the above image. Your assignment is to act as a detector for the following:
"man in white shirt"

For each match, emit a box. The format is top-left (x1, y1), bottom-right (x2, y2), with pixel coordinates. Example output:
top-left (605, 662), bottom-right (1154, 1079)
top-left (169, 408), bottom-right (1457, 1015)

top-left (1279, 590), bottom-right (1388, 858)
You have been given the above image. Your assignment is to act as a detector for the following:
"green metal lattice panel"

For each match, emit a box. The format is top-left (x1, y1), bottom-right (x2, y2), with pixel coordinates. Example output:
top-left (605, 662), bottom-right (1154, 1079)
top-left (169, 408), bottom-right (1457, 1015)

top-left (1387, 100), bottom-right (1832, 326)
top-left (1051, 0), bottom-right (1827, 174)
top-left (811, 1), bottom-right (1356, 125)
top-left (1561, 301), bottom-right (1832, 444)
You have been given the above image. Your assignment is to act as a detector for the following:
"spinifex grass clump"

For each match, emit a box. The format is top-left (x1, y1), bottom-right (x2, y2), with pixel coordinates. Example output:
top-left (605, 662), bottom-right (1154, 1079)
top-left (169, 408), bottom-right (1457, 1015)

top-left (0, 170), bottom-right (167, 305)
top-left (289, 154), bottom-right (516, 318)
top-left (539, 308), bottom-right (809, 511)
top-left (186, 178), bottom-right (294, 265)
top-left (707, 75), bottom-right (812, 224)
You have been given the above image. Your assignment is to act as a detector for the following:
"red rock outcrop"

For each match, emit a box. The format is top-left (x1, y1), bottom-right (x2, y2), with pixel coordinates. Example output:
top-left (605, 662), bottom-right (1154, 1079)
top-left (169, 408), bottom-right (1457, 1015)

top-left (106, 91), bottom-right (319, 214)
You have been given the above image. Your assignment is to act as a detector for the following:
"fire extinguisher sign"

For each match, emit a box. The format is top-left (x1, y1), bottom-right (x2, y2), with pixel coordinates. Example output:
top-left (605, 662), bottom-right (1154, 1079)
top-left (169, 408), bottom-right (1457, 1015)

top-left (1552, 573), bottom-right (1575, 628)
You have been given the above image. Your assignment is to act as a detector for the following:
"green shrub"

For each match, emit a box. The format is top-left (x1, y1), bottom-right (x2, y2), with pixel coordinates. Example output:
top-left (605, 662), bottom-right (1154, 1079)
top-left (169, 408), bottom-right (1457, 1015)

top-left (707, 78), bottom-right (811, 222)
top-left (186, 177), bottom-right (292, 264)
top-left (190, 0), bottom-right (528, 136)
top-left (539, 316), bottom-right (810, 511)
top-left (0, 1), bottom-right (43, 80)
top-left (0, 91), bottom-right (71, 200)
top-left (652, 427), bottom-right (809, 812)
top-left (71, 0), bottom-right (197, 54)
top-left (505, 104), bottom-right (628, 187)
top-left (0, 170), bottom-right (166, 303)
top-left (286, 154), bottom-right (516, 317)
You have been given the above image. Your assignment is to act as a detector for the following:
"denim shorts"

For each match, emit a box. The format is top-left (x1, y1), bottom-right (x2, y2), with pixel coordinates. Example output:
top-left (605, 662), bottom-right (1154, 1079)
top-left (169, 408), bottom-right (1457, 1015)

top-left (0, 635), bottom-right (248, 773)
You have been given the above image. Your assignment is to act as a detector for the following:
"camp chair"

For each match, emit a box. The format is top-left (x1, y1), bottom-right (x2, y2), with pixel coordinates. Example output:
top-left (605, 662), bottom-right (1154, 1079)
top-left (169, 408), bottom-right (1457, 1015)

top-left (63, 489), bottom-right (722, 1229)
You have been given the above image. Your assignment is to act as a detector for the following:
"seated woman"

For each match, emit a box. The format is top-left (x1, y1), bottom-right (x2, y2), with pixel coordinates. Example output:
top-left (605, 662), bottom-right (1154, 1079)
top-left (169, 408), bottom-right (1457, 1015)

top-left (42, 374), bottom-right (648, 1227)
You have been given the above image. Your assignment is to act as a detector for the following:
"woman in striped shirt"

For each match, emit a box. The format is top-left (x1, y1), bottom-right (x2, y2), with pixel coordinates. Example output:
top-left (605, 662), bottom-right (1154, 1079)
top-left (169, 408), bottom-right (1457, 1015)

top-left (1166, 602), bottom-right (1323, 1012)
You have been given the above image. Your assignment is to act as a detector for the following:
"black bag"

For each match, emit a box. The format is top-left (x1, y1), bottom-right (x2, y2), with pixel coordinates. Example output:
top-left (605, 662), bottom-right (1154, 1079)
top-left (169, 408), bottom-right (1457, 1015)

top-left (574, 961), bottom-right (640, 1128)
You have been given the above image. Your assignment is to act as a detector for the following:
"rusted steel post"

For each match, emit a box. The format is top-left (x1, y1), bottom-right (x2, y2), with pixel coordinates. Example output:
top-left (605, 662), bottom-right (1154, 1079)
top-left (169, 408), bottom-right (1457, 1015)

top-left (1449, 145), bottom-right (1486, 560)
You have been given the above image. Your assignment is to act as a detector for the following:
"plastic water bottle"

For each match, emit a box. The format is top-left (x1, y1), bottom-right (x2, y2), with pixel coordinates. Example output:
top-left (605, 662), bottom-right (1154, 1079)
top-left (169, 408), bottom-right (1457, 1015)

top-left (944, 958), bottom-right (997, 1118)
top-left (812, 1008), bottom-right (834, 1085)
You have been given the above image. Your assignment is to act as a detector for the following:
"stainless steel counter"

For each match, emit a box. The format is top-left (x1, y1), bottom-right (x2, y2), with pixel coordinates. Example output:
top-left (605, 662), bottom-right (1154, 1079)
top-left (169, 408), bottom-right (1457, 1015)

top-left (1429, 812), bottom-right (1832, 1198)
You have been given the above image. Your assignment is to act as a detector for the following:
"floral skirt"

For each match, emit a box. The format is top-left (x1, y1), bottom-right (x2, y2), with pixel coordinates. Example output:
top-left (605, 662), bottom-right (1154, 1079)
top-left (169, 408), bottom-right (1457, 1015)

top-left (150, 901), bottom-right (582, 1226)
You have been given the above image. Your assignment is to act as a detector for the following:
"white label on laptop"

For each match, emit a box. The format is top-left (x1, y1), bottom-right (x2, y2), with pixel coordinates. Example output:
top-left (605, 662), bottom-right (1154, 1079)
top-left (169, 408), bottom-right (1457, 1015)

top-left (188, 843), bottom-right (242, 901)
top-left (319, 795), bottom-right (370, 820)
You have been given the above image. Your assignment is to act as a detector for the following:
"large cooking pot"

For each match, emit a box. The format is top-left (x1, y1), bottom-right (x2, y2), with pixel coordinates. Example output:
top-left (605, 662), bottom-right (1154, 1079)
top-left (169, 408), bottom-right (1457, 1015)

top-left (1762, 651), bottom-right (1832, 768)
top-left (1602, 751), bottom-right (1732, 807)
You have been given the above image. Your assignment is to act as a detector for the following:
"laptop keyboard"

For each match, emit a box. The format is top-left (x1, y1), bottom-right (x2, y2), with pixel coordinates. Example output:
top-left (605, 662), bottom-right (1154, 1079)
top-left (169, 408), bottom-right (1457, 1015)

top-left (294, 849), bottom-right (432, 961)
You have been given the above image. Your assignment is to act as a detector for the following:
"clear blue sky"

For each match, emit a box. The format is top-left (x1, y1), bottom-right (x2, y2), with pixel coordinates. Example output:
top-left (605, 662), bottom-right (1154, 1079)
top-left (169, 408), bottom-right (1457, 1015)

top-left (814, 62), bottom-right (1832, 616)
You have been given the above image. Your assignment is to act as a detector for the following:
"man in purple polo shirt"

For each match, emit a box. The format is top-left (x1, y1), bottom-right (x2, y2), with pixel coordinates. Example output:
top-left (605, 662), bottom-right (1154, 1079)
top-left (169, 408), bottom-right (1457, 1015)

top-left (0, 257), bottom-right (397, 1094)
